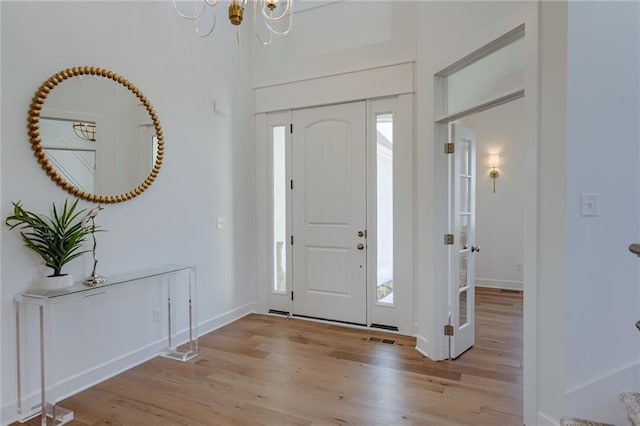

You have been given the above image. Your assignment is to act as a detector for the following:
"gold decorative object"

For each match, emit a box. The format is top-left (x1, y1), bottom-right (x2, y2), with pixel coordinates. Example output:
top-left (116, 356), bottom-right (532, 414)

top-left (174, 0), bottom-right (293, 45)
top-left (82, 205), bottom-right (106, 287)
top-left (27, 66), bottom-right (164, 204)
top-left (72, 122), bottom-right (97, 142)
top-left (489, 154), bottom-right (500, 193)
top-left (228, 3), bottom-right (244, 25)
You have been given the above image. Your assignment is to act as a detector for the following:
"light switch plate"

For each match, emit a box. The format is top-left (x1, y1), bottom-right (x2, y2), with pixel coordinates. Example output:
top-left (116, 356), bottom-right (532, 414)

top-left (580, 193), bottom-right (600, 216)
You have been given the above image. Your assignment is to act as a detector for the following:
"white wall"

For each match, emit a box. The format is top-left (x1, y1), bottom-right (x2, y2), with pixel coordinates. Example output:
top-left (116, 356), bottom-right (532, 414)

top-left (564, 2), bottom-right (640, 424)
top-left (1, 2), bottom-right (255, 423)
top-left (460, 98), bottom-right (525, 291)
top-left (250, 1), bottom-right (417, 87)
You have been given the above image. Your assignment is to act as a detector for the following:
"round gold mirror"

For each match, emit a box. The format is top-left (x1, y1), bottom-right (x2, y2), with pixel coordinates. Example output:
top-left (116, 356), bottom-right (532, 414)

top-left (28, 66), bottom-right (164, 203)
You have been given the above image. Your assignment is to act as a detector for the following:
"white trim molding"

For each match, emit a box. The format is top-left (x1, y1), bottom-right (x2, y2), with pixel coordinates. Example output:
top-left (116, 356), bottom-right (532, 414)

top-left (254, 62), bottom-right (414, 113)
top-left (565, 361), bottom-right (640, 426)
top-left (476, 278), bottom-right (523, 291)
top-left (537, 411), bottom-right (560, 425)
top-left (414, 334), bottom-right (431, 359)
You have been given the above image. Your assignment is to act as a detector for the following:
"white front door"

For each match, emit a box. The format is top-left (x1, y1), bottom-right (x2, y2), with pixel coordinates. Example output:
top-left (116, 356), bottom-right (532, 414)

top-left (291, 102), bottom-right (367, 325)
top-left (449, 122), bottom-right (477, 358)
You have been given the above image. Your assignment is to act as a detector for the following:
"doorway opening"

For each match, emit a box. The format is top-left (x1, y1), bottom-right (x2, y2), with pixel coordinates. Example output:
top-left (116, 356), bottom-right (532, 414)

top-left (433, 20), bottom-right (534, 421)
top-left (436, 25), bottom-right (525, 360)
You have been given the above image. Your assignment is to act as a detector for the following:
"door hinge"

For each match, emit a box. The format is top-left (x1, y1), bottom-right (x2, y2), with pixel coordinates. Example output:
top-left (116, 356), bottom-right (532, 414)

top-left (290, 123), bottom-right (293, 134)
top-left (444, 324), bottom-right (454, 336)
top-left (444, 142), bottom-right (455, 154)
top-left (444, 234), bottom-right (455, 245)
top-left (290, 180), bottom-right (294, 190)
top-left (290, 235), bottom-right (294, 245)
top-left (291, 291), bottom-right (294, 301)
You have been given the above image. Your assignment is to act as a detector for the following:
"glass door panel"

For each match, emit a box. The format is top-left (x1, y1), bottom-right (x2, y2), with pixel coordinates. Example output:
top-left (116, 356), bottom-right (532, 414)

top-left (272, 126), bottom-right (287, 293)
top-left (376, 113), bottom-right (394, 304)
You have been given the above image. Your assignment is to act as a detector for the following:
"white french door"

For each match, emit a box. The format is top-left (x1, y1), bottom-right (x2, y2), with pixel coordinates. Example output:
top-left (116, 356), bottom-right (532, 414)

top-left (448, 122), bottom-right (477, 358)
top-left (291, 102), bottom-right (368, 325)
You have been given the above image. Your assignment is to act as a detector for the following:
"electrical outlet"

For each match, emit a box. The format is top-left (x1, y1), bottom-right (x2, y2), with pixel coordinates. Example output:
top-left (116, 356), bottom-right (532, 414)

top-left (217, 217), bottom-right (225, 229)
top-left (153, 307), bottom-right (161, 323)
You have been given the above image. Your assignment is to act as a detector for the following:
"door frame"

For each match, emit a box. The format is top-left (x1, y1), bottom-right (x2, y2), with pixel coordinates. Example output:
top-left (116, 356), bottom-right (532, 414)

top-left (428, 8), bottom-right (538, 425)
top-left (255, 63), bottom-right (415, 334)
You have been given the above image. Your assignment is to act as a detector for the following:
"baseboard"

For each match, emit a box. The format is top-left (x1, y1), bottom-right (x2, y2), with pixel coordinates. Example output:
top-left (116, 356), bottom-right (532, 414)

top-left (537, 411), bottom-right (560, 425)
top-left (1, 302), bottom-right (257, 426)
top-left (415, 334), bottom-right (431, 359)
top-left (197, 302), bottom-right (257, 336)
top-left (475, 277), bottom-right (524, 291)
top-left (565, 361), bottom-right (640, 426)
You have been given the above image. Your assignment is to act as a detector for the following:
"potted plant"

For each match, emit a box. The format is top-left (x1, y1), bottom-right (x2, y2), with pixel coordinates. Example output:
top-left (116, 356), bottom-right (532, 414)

top-left (5, 199), bottom-right (95, 289)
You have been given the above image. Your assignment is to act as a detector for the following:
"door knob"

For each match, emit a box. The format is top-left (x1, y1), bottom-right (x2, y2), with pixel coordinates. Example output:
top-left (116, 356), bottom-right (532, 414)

top-left (357, 230), bottom-right (364, 237)
top-left (357, 243), bottom-right (365, 250)
top-left (471, 245), bottom-right (480, 253)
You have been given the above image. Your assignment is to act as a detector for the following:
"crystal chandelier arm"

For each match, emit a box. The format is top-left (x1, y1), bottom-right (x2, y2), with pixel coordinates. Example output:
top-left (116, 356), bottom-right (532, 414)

top-left (263, 5), bottom-right (293, 36)
top-left (254, 30), bottom-right (273, 46)
top-left (195, 6), bottom-right (217, 37)
top-left (261, 0), bottom-right (292, 22)
top-left (173, 0), bottom-right (206, 20)
top-left (254, 1), bottom-right (274, 46)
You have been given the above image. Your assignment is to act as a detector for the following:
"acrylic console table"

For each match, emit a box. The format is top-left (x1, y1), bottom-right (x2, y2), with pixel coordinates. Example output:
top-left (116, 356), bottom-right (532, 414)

top-left (14, 264), bottom-right (198, 425)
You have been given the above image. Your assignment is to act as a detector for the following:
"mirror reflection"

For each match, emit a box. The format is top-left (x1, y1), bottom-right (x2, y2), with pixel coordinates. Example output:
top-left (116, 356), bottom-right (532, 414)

top-left (29, 67), bottom-right (163, 203)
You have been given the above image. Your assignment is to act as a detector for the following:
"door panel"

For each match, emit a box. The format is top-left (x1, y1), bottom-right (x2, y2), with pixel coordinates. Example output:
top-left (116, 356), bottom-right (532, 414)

top-left (449, 122), bottom-right (476, 358)
top-left (306, 247), bottom-right (351, 294)
top-left (303, 124), bottom-right (351, 225)
top-left (292, 102), bottom-right (367, 325)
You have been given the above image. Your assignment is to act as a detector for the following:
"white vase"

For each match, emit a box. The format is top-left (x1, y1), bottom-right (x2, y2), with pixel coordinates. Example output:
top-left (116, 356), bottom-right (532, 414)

top-left (39, 274), bottom-right (74, 290)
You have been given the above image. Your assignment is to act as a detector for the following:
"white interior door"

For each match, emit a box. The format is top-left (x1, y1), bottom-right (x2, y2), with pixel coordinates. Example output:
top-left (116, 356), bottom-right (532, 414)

top-left (292, 102), bottom-right (367, 325)
top-left (449, 122), bottom-right (477, 358)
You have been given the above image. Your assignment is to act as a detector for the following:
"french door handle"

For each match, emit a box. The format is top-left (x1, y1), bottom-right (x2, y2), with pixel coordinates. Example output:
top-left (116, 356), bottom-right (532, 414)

top-left (471, 245), bottom-right (480, 253)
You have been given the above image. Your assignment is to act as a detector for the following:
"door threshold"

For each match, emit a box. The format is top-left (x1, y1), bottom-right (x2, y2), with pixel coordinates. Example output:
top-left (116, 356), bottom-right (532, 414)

top-left (266, 311), bottom-right (404, 335)
top-left (292, 313), bottom-right (367, 328)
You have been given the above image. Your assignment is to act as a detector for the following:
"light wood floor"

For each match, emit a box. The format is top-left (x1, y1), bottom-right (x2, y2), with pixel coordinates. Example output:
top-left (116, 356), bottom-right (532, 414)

top-left (18, 287), bottom-right (523, 425)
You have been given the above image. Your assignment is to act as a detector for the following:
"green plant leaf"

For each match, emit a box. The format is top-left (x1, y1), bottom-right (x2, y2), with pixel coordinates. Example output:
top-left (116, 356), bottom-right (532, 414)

top-left (5, 199), bottom-right (100, 276)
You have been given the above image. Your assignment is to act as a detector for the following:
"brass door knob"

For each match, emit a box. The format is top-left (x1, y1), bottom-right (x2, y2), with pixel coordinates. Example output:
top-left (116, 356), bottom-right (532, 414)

top-left (357, 243), bottom-right (365, 250)
top-left (471, 245), bottom-right (480, 253)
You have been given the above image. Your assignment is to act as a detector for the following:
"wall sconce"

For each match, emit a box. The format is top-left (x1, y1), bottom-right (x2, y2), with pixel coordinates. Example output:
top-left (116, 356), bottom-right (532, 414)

top-left (489, 154), bottom-right (500, 193)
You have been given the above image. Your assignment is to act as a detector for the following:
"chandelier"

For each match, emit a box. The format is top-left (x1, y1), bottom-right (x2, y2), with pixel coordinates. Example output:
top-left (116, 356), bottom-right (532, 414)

top-left (72, 122), bottom-right (97, 142)
top-left (174, 0), bottom-right (294, 45)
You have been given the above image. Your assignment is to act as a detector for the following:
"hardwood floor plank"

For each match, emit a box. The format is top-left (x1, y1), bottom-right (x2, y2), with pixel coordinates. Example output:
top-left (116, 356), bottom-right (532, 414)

top-left (12, 288), bottom-right (522, 425)
top-left (328, 350), bottom-right (463, 382)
